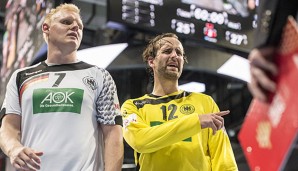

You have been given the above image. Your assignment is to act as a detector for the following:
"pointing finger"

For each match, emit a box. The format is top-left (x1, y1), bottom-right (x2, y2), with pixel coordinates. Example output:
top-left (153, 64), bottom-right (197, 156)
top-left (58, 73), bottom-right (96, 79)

top-left (216, 110), bottom-right (230, 117)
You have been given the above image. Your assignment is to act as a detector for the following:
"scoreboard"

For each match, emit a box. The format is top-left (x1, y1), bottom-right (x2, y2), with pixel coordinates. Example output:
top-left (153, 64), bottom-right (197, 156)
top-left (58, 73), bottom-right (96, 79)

top-left (107, 0), bottom-right (257, 54)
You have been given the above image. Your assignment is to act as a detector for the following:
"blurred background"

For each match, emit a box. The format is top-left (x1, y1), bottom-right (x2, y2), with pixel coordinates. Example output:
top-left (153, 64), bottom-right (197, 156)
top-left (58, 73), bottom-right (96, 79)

top-left (0, 0), bottom-right (296, 171)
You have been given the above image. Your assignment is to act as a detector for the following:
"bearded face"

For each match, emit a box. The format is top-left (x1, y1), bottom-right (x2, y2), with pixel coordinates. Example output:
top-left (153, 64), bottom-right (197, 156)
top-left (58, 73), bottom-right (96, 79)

top-left (151, 37), bottom-right (185, 80)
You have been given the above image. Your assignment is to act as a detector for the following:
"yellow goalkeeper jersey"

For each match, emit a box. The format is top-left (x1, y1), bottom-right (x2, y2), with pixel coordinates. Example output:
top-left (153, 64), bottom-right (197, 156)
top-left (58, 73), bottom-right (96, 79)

top-left (121, 90), bottom-right (238, 171)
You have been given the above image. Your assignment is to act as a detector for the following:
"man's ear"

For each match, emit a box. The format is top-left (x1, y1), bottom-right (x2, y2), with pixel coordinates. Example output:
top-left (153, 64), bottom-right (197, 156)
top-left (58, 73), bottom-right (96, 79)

top-left (148, 56), bottom-right (154, 67)
top-left (42, 23), bottom-right (50, 32)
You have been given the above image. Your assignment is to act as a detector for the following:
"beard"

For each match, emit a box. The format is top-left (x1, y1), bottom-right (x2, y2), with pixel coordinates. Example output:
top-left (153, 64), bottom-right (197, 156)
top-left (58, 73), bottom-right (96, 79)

top-left (157, 65), bottom-right (182, 80)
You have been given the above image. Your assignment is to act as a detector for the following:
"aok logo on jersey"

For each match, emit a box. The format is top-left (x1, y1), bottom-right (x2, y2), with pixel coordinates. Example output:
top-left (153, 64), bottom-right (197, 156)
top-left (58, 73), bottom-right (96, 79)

top-left (33, 88), bottom-right (84, 114)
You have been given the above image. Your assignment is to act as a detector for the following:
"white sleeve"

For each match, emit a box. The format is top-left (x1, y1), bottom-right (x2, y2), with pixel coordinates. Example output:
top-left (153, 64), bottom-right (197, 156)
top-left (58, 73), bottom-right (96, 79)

top-left (95, 68), bottom-right (121, 125)
top-left (3, 71), bottom-right (21, 115)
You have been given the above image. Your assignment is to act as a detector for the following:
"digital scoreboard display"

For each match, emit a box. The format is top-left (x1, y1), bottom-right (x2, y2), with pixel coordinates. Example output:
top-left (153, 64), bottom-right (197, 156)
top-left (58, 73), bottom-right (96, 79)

top-left (107, 0), bottom-right (257, 55)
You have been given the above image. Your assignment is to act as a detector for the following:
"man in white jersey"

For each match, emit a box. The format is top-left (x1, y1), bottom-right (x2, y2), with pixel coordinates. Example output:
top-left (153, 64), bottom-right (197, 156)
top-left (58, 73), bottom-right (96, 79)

top-left (0, 3), bottom-right (123, 171)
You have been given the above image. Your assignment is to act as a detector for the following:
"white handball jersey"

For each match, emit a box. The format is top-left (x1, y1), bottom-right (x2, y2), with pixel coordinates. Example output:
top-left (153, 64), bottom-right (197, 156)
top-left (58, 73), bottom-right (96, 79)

top-left (2, 61), bottom-right (122, 171)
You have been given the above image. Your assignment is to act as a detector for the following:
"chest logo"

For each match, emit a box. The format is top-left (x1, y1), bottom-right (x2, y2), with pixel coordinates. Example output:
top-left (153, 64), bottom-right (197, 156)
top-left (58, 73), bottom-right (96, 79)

top-left (83, 76), bottom-right (98, 91)
top-left (33, 88), bottom-right (84, 114)
top-left (180, 104), bottom-right (195, 115)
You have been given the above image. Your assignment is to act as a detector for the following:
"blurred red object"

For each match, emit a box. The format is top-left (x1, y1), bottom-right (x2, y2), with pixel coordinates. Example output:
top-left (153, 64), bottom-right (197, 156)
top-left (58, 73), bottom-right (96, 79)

top-left (239, 16), bottom-right (298, 171)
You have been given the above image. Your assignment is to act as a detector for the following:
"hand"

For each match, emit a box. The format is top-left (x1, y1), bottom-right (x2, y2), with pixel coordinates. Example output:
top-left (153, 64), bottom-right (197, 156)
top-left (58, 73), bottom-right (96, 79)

top-left (248, 47), bottom-right (278, 102)
top-left (9, 146), bottom-right (43, 171)
top-left (198, 110), bottom-right (230, 135)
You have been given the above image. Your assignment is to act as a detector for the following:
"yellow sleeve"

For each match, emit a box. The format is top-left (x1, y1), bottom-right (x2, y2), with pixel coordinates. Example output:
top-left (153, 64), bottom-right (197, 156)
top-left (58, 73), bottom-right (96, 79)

top-left (206, 96), bottom-right (238, 171)
top-left (209, 130), bottom-right (238, 171)
top-left (121, 99), bottom-right (202, 153)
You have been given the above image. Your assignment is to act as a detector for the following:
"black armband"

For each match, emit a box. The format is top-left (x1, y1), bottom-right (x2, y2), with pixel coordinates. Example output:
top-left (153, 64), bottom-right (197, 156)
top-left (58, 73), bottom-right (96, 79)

top-left (0, 108), bottom-right (6, 127)
top-left (114, 115), bottom-right (123, 126)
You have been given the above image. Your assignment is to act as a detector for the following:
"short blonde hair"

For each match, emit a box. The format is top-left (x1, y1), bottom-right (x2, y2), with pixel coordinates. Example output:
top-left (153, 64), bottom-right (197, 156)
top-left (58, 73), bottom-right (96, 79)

top-left (43, 3), bottom-right (81, 42)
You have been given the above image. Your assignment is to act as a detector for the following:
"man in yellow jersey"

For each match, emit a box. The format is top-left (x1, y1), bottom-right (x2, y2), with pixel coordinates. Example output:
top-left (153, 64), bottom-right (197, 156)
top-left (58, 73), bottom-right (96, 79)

top-left (121, 33), bottom-right (238, 171)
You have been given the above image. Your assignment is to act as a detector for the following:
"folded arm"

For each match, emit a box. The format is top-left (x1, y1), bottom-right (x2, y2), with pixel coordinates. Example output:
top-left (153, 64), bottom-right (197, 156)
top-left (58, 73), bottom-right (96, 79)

top-left (123, 111), bottom-right (201, 153)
